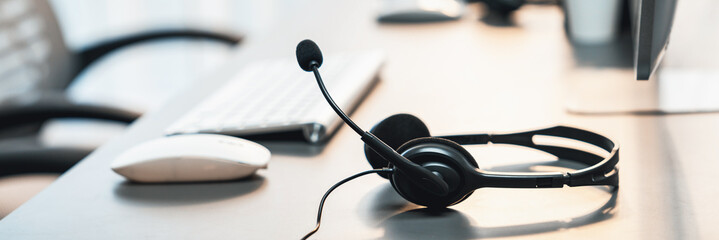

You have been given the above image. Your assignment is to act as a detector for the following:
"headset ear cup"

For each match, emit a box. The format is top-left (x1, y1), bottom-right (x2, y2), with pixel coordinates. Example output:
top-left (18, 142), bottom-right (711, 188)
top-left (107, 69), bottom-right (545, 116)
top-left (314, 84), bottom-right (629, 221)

top-left (391, 137), bottom-right (479, 208)
top-left (364, 114), bottom-right (430, 178)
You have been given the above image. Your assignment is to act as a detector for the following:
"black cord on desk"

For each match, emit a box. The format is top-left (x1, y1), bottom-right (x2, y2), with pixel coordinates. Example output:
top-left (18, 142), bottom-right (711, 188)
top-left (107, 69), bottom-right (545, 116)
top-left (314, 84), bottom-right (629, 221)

top-left (301, 168), bottom-right (394, 240)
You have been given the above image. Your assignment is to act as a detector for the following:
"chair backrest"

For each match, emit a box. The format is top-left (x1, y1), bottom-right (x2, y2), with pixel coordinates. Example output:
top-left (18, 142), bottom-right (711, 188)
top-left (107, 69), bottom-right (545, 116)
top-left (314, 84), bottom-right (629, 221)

top-left (0, 0), bottom-right (75, 101)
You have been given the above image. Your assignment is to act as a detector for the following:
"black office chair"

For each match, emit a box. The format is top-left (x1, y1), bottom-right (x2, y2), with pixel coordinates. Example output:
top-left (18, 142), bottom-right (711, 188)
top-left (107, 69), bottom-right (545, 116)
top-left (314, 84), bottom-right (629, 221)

top-left (0, 0), bottom-right (241, 217)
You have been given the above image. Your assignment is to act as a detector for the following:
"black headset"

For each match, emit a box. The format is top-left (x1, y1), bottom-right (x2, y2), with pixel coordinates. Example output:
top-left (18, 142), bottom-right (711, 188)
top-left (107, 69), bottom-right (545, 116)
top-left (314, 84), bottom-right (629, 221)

top-left (296, 39), bottom-right (619, 209)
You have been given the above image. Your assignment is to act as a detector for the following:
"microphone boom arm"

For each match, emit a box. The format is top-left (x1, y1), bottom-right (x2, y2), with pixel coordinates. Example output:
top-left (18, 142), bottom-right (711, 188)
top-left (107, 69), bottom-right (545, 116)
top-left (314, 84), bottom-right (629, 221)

top-left (298, 39), bottom-right (448, 196)
top-left (311, 65), bottom-right (364, 135)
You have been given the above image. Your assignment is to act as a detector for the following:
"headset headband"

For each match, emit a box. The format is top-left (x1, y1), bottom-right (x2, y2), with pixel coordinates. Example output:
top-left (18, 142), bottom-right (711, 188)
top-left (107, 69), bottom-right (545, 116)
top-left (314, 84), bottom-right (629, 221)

top-left (437, 126), bottom-right (619, 188)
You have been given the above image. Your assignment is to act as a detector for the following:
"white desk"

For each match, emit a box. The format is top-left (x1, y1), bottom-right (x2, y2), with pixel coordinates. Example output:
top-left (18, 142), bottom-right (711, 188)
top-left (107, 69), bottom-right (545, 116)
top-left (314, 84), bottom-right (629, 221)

top-left (1, 1), bottom-right (717, 239)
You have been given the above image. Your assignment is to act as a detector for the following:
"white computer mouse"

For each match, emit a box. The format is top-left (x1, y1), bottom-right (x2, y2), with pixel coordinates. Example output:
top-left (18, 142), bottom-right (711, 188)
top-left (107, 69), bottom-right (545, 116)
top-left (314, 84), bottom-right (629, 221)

top-left (111, 134), bottom-right (270, 183)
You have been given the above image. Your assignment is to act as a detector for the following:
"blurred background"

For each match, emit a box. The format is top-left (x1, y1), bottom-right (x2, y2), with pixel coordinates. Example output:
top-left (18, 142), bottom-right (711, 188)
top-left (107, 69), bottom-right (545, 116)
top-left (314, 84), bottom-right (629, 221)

top-left (0, 0), bottom-right (253, 152)
top-left (1, 0), bottom-right (709, 154)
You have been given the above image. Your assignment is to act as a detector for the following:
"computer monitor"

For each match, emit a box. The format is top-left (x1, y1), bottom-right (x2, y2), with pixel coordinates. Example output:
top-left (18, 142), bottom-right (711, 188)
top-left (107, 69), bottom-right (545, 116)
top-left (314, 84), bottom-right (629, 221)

top-left (631, 0), bottom-right (678, 80)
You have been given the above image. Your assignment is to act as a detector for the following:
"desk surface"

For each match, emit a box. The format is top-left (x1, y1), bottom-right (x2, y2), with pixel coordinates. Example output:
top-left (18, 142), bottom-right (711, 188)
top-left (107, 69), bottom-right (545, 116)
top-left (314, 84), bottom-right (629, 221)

top-left (2, 1), bottom-right (718, 239)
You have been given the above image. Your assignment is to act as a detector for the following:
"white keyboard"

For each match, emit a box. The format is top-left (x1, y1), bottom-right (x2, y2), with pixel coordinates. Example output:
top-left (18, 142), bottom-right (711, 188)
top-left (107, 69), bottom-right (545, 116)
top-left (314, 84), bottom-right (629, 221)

top-left (165, 51), bottom-right (384, 143)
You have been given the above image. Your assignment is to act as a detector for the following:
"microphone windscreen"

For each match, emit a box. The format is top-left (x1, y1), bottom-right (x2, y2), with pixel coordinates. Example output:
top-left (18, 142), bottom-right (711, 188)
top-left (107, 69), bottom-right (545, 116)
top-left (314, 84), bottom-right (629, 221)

top-left (296, 39), bottom-right (323, 72)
